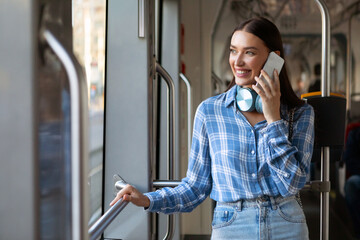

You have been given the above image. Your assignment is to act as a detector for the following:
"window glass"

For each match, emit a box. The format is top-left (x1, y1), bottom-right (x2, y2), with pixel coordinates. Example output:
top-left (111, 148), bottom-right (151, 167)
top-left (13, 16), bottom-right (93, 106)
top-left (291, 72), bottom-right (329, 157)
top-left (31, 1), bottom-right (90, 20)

top-left (72, 0), bottom-right (106, 225)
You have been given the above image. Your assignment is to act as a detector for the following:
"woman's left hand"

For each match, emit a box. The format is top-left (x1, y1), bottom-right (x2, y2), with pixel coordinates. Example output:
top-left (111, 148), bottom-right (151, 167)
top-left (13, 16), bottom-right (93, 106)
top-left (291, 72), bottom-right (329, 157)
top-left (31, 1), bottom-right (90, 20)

top-left (253, 69), bottom-right (281, 124)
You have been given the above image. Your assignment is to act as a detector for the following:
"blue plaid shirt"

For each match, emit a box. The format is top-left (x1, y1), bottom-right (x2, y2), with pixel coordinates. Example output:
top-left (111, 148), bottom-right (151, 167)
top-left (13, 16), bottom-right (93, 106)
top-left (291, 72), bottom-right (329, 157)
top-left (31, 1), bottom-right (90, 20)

top-left (145, 85), bottom-right (314, 214)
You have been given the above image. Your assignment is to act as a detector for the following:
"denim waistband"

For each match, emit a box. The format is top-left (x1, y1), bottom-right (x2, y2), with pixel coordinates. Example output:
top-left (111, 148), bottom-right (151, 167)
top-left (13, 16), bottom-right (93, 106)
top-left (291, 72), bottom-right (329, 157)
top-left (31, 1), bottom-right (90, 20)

top-left (216, 195), bottom-right (297, 211)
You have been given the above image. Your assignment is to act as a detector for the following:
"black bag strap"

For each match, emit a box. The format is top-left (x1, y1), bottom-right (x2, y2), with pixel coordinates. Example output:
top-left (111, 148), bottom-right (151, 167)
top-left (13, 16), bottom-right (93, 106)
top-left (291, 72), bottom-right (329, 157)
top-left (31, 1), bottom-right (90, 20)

top-left (288, 108), bottom-right (303, 208)
top-left (288, 108), bottom-right (295, 141)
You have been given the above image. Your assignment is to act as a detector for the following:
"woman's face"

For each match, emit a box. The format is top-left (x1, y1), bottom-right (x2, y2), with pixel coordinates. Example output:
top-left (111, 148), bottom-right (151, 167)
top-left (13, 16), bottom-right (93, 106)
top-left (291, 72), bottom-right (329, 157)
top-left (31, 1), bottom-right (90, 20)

top-left (229, 30), bottom-right (269, 88)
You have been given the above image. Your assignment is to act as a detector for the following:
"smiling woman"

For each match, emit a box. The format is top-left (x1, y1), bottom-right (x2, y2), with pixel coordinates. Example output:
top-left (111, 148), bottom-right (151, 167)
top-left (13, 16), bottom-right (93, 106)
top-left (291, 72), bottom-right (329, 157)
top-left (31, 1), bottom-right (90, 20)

top-left (2, 1), bottom-right (359, 239)
top-left (110, 16), bottom-right (315, 240)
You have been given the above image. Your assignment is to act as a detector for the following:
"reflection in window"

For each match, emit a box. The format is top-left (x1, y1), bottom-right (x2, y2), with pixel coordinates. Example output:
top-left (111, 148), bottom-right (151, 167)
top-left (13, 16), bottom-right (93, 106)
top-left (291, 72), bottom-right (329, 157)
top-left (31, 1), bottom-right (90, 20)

top-left (72, 0), bottom-right (106, 225)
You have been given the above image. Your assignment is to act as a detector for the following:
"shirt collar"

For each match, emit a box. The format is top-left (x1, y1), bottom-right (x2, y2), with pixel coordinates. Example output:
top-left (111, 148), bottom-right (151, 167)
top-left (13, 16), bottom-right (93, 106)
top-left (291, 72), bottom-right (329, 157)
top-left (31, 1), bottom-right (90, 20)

top-left (225, 85), bottom-right (237, 108)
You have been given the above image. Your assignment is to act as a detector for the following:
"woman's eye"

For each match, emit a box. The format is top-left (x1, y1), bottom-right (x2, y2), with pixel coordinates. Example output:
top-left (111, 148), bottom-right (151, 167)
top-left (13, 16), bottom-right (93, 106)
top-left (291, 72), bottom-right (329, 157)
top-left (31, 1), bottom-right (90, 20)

top-left (230, 49), bottom-right (237, 54)
top-left (246, 51), bottom-right (255, 55)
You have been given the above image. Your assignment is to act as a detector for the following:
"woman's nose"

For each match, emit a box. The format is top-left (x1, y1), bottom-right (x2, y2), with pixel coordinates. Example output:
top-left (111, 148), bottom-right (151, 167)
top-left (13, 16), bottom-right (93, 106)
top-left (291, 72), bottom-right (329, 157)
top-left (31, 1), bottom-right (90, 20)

top-left (235, 55), bottom-right (244, 66)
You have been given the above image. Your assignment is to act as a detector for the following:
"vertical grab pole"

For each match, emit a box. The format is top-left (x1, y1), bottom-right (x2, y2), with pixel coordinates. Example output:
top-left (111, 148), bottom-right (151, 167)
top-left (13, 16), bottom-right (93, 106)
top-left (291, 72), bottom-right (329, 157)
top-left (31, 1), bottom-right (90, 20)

top-left (315, 0), bottom-right (331, 98)
top-left (155, 62), bottom-right (175, 240)
top-left (179, 73), bottom-right (192, 157)
top-left (42, 30), bottom-right (89, 240)
top-left (346, 13), bottom-right (356, 117)
top-left (314, 1), bottom-right (331, 239)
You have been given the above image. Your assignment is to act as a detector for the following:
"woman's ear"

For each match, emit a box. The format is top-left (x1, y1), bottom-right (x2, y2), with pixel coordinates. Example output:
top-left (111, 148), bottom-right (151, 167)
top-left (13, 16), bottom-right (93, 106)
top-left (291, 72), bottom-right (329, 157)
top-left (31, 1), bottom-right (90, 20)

top-left (274, 50), bottom-right (281, 56)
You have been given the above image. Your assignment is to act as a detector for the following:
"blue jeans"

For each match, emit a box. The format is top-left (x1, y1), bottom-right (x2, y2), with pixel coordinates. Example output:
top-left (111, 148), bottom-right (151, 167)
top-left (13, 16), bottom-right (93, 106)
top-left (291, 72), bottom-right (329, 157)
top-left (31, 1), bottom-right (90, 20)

top-left (211, 195), bottom-right (309, 240)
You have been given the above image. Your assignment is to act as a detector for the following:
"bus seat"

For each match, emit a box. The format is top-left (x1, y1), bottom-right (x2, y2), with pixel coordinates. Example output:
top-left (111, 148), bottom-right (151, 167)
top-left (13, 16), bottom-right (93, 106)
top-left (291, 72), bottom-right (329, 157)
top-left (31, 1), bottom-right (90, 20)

top-left (302, 93), bottom-right (346, 147)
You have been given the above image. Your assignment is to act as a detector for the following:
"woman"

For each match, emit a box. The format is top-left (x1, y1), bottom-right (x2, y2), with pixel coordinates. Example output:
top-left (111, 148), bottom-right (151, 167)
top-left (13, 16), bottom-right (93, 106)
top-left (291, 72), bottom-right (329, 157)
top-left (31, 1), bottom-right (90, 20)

top-left (110, 17), bottom-right (314, 240)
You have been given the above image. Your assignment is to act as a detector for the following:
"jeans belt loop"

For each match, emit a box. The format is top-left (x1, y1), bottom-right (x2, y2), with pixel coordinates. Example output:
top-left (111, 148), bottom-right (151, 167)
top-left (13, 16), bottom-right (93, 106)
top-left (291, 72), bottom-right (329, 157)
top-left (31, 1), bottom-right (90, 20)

top-left (269, 196), bottom-right (277, 210)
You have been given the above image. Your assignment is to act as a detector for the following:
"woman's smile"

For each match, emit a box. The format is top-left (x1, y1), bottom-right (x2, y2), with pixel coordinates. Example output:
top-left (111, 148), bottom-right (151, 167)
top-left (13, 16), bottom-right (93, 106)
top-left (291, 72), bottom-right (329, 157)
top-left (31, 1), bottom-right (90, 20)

top-left (234, 68), bottom-right (251, 78)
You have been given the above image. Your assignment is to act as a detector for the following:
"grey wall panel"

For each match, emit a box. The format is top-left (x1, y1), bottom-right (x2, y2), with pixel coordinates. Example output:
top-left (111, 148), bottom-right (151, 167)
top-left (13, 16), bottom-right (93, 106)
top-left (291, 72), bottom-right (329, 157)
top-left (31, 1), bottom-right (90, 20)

top-left (0, 0), bottom-right (38, 239)
top-left (104, 0), bottom-right (151, 239)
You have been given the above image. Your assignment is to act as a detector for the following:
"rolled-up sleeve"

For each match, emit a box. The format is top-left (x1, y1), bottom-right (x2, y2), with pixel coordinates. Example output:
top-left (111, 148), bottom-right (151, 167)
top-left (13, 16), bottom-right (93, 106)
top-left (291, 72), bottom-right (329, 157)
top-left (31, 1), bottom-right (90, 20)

top-left (259, 105), bottom-right (314, 196)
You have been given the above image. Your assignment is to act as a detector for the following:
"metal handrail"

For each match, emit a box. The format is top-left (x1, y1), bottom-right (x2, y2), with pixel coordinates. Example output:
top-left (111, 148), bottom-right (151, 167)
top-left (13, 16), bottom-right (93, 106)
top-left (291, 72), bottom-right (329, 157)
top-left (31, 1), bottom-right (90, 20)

top-left (179, 73), bottom-right (192, 157)
top-left (155, 62), bottom-right (175, 184)
top-left (42, 30), bottom-right (89, 240)
top-left (155, 62), bottom-right (175, 240)
top-left (346, 12), bottom-right (360, 115)
top-left (315, 0), bottom-right (331, 98)
top-left (313, 1), bottom-right (331, 239)
top-left (89, 199), bottom-right (128, 240)
top-left (153, 180), bottom-right (181, 188)
top-left (91, 63), bottom-right (178, 240)
top-left (138, 0), bottom-right (145, 38)
top-left (89, 176), bottom-right (129, 240)
top-left (346, 13), bottom-right (353, 113)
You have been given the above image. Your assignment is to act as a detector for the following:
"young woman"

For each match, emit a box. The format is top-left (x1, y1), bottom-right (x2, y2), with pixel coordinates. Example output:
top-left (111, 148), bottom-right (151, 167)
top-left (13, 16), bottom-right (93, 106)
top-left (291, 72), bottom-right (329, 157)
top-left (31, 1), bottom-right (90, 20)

top-left (110, 17), bottom-right (314, 240)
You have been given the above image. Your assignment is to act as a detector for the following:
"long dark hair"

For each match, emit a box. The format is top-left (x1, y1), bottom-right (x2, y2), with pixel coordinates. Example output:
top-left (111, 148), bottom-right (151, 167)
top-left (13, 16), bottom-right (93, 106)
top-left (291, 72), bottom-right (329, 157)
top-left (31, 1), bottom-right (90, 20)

top-left (227, 17), bottom-right (304, 108)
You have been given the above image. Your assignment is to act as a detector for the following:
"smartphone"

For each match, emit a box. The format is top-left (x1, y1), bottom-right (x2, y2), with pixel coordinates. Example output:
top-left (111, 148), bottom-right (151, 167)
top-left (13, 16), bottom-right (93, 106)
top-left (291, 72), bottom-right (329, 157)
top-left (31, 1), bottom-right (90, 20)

top-left (256, 51), bottom-right (284, 89)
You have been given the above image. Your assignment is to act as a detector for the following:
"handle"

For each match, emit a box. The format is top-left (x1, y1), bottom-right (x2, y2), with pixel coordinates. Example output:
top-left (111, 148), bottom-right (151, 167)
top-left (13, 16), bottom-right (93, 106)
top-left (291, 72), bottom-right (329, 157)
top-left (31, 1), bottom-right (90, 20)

top-left (89, 199), bottom-right (128, 240)
top-left (153, 180), bottom-right (181, 188)
top-left (155, 62), bottom-right (175, 240)
top-left (138, 0), bottom-right (145, 38)
top-left (179, 73), bottom-right (192, 157)
top-left (89, 175), bottom-right (129, 240)
top-left (314, 1), bottom-right (331, 239)
top-left (42, 30), bottom-right (89, 240)
top-left (155, 62), bottom-right (175, 181)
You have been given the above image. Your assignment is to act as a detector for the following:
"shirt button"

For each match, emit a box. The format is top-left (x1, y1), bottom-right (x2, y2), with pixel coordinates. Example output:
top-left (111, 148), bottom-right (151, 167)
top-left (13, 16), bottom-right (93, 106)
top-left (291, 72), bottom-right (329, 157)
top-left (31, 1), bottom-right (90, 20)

top-left (252, 173), bottom-right (256, 178)
top-left (251, 150), bottom-right (255, 155)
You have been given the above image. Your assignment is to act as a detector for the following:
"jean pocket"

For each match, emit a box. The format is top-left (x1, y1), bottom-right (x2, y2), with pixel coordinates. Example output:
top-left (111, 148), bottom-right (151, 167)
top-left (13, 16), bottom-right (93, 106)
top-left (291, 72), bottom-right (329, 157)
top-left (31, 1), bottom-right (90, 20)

top-left (277, 198), bottom-right (306, 223)
top-left (212, 205), bottom-right (237, 229)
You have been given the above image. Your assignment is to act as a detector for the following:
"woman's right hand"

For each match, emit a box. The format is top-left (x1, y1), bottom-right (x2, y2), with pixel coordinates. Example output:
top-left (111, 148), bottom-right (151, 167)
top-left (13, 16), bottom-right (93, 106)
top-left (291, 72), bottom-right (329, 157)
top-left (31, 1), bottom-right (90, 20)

top-left (109, 184), bottom-right (150, 208)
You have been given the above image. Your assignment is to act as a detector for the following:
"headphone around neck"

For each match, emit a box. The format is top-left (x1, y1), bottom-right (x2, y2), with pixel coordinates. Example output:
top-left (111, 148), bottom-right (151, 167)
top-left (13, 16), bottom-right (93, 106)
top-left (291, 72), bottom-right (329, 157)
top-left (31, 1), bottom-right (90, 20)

top-left (236, 85), bottom-right (263, 113)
